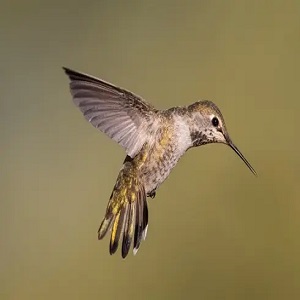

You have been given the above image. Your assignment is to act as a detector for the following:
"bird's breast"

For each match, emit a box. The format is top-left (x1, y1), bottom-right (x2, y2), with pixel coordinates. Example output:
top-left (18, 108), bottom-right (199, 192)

top-left (138, 125), bottom-right (187, 194)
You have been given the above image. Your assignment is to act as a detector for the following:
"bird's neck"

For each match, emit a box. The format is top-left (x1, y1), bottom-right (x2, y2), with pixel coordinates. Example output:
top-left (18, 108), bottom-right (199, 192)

top-left (170, 107), bottom-right (209, 149)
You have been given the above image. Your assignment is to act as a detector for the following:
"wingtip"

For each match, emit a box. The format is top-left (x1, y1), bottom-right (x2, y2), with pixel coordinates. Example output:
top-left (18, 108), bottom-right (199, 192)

top-left (62, 66), bottom-right (104, 84)
top-left (62, 66), bottom-right (76, 78)
top-left (62, 66), bottom-right (69, 73)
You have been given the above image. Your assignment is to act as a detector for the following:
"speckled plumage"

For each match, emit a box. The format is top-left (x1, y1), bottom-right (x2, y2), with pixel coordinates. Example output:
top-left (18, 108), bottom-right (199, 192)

top-left (64, 67), bottom-right (256, 258)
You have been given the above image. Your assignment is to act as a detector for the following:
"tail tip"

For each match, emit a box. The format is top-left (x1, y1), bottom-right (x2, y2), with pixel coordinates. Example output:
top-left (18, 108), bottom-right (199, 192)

top-left (133, 247), bottom-right (139, 256)
top-left (142, 225), bottom-right (148, 241)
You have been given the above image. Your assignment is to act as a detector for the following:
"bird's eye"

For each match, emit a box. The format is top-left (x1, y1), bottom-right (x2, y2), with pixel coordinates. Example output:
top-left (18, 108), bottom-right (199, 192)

top-left (212, 117), bottom-right (219, 127)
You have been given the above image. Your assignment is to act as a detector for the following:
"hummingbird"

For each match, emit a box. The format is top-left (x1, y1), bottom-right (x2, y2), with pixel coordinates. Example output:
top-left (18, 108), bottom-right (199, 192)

top-left (63, 67), bottom-right (256, 258)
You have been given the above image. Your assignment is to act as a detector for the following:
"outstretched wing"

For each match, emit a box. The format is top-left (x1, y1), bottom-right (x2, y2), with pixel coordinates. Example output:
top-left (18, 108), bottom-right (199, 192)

top-left (63, 67), bottom-right (159, 158)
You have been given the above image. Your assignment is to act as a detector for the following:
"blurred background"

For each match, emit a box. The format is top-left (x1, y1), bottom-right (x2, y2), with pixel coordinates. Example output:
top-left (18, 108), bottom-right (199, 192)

top-left (1, 1), bottom-right (300, 299)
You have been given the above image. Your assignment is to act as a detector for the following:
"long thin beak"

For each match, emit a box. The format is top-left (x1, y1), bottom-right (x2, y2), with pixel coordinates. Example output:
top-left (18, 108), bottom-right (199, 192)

top-left (228, 140), bottom-right (257, 176)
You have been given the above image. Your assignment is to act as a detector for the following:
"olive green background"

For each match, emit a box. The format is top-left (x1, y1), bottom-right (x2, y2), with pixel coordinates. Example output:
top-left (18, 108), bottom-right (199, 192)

top-left (1, 1), bottom-right (300, 299)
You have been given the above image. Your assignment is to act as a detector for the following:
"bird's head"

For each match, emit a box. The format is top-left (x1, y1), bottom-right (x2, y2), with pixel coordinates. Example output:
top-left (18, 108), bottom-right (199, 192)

top-left (189, 100), bottom-right (257, 176)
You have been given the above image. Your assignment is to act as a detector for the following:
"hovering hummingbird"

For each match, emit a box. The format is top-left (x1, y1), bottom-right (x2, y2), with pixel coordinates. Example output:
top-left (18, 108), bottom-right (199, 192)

top-left (63, 67), bottom-right (256, 258)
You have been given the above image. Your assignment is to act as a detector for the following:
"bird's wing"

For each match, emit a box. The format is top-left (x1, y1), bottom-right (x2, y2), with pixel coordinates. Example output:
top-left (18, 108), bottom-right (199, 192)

top-left (63, 67), bottom-right (159, 158)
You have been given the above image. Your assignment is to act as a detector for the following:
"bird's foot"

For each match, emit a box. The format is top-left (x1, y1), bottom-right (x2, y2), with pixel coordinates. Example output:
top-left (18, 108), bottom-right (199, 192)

top-left (148, 190), bottom-right (156, 199)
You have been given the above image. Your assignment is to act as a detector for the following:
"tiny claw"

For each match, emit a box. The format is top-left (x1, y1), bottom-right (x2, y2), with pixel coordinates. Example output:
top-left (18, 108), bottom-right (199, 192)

top-left (148, 190), bottom-right (156, 199)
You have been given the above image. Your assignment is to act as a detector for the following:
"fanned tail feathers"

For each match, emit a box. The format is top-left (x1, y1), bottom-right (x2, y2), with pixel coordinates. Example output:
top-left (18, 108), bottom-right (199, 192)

top-left (98, 169), bottom-right (148, 258)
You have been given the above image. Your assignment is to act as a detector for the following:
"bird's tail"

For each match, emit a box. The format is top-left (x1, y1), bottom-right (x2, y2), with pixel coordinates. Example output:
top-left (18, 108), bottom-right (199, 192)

top-left (98, 167), bottom-right (148, 258)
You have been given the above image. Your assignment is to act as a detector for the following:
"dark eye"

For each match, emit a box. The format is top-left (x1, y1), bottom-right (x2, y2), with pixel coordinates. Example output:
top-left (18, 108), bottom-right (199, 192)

top-left (212, 117), bottom-right (219, 127)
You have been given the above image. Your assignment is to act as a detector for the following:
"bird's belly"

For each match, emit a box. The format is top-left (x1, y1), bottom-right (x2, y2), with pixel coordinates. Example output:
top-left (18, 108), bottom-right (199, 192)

top-left (137, 123), bottom-right (188, 196)
top-left (140, 151), bottom-right (181, 195)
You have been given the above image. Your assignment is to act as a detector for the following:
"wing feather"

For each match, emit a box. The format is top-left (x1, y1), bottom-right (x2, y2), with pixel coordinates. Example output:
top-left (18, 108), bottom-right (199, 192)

top-left (63, 67), bottom-right (159, 157)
